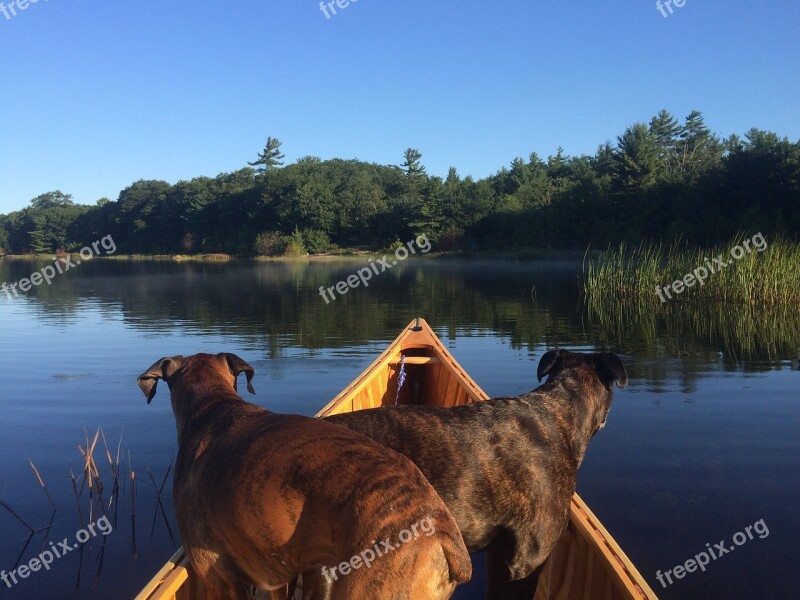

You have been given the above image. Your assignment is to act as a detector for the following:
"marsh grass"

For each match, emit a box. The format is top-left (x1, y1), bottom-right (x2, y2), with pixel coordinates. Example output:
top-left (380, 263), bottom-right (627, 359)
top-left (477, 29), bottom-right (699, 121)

top-left (584, 236), bottom-right (800, 309)
top-left (587, 296), bottom-right (800, 361)
top-left (583, 235), bottom-right (800, 360)
top-left (2, 427), bottom-right (174, 569)
top-left (0, 497), bottom-right (36, 534)
top-left (29, 458), bottom-right (57, 511)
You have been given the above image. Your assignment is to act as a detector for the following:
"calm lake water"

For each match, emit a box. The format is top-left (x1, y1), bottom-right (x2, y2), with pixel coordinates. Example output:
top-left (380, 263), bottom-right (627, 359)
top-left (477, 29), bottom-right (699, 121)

top-left (0, 257), bottom-right (797, 600)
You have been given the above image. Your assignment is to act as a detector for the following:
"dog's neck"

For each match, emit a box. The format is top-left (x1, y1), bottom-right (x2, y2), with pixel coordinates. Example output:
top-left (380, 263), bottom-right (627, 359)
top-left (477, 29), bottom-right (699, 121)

top-left (524, 376), bottom-right (609, 470)
top-left (169, 380), bottom-right (246, 445)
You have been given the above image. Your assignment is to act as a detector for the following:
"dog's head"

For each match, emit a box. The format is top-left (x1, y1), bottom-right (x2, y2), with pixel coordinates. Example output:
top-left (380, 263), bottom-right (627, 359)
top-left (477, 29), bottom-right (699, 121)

top-left (137, 353), bottom-right (256, 404)
top-left (536, 348), bottom-right (627, 432)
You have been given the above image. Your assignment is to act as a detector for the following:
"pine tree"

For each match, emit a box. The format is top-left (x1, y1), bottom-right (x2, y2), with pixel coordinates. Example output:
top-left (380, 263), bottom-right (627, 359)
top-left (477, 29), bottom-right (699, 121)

top-left (249, 137), bottom-right (285, 173)
top-left (649, 109), bottom-right (680, 175)
top-left (401, 148), bottom-right (426, 177)
top-left (675, 111), bottom-right (722, 180)
top-left (615, 123), bottom-right (660, 191)
top-left (594, 142), bottom-right (616, 178)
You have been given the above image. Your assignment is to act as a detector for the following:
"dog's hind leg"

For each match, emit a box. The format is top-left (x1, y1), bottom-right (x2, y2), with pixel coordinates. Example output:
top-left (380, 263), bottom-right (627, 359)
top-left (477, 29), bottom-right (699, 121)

top-left (189, 549), bottom-right (252, 600)
top-left (486, 550), bottom-right (542, 600)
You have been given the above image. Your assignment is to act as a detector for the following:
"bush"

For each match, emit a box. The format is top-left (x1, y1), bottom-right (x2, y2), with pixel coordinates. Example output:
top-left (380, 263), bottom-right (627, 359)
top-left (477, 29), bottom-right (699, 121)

top-left (253, 231), bottom-right (286, 257)
top-left (302, 229), bottom-right (331, 254)
top-left (283, 228), bottom-right (307, 257)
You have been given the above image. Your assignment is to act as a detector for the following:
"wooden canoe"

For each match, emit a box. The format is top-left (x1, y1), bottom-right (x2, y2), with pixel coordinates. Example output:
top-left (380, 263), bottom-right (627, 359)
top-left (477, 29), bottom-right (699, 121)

top-left (136, 318), bottom-right (659, 600)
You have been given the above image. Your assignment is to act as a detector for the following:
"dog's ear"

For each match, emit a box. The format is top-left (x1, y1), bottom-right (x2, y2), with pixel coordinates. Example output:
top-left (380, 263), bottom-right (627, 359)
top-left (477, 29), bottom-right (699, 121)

top-left (223, 353), bottom-right (256, 395)
top-left (593, 353), bottom-right (628, 390)
top-left (537, 349), bottom-right (564, 382)
top-left (137, 356), bottom-right (184, 404)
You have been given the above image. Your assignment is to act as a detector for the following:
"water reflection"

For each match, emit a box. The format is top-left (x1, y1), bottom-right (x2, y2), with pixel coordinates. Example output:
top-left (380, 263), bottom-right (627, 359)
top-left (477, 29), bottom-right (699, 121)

top-left (0, 257), bottom-right (798, 600)
top-left (2, 257), bottom-right (797, 368)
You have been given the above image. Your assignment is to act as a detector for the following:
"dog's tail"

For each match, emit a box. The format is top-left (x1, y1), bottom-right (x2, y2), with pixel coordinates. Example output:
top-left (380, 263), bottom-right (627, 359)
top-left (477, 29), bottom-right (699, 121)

top-left (433, 514), bottom-right (472, 583)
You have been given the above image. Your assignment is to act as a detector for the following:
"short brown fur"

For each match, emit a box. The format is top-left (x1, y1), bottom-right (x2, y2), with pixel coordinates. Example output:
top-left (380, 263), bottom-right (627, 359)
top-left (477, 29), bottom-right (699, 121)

top-left (138, 352), bottom-right (471, 600)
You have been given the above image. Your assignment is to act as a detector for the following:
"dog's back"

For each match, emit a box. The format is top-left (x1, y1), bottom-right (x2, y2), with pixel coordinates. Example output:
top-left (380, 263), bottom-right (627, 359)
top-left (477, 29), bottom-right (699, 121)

top-left (226, 413), bottom-right (470, 585)
top-left (139, 353), bottom-right (471, 600)
top-left (324, 399), bottom-right (574, 555)
top-left (323, 350), bottom-right (627, 583)
top-left (184, 411), bottom-right (471, 599)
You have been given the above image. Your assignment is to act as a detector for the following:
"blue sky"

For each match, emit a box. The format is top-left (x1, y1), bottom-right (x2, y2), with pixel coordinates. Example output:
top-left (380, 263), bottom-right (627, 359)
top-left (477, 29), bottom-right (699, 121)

top-left (0, 0), bottom-right (798, 213)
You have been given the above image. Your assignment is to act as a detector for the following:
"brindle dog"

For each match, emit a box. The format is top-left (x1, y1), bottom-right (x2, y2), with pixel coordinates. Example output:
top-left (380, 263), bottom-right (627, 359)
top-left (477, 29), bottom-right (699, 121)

top-left (315, 348), bottom-right (628, 600)
top-left (137, 353), bottom-right (471, 600)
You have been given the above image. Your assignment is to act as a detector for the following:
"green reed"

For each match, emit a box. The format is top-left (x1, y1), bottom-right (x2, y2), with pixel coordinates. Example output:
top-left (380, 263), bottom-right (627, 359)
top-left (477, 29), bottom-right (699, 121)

top-left (584, 236), bottom-right (800, 309)
top-left (583, 236), bottom-right (800, 360)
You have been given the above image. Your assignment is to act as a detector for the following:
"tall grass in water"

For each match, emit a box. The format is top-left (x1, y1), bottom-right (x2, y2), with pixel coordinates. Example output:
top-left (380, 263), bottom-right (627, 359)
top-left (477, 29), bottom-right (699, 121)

top-left (583, 236), bottom-right (800, 360)
top-left (585, 236), bottom-right (800, 309)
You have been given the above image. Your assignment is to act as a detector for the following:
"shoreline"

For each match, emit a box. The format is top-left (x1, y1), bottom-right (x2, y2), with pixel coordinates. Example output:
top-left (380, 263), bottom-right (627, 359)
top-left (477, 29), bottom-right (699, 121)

top-left (0, 248), bottom-right (589, 262)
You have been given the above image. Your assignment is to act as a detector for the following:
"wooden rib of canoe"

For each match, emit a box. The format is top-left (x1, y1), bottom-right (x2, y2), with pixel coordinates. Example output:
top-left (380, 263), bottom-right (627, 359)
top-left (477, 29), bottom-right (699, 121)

top-left (136, 318), bottom-right (659, 600)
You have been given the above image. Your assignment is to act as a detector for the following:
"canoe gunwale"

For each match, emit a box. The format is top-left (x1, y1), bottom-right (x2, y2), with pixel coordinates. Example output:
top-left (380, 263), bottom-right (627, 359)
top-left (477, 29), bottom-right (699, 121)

top-left (133, 548), bottom-right (190, 600)
top-left (318, 321), bottom-right (487, 418)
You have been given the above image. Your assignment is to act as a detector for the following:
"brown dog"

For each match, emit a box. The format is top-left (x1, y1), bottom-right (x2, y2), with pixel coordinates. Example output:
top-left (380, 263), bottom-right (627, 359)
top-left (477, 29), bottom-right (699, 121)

top-left (137, 353), bottom-right (471, 600)
top-left (318, 348), bottom-right (627, 600)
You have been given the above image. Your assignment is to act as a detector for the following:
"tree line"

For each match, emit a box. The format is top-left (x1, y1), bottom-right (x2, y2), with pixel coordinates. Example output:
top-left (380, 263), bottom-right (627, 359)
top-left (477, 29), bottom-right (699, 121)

top-left (1, 110), bottom-right (798, 256)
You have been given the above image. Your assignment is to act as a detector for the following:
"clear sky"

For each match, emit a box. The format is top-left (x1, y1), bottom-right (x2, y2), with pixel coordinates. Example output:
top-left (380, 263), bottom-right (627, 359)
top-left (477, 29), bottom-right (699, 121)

top-left (1, 0), bottom-right (798, 213)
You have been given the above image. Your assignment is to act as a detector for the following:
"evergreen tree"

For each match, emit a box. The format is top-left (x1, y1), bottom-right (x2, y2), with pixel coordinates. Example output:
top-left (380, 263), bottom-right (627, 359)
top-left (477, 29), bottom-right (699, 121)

top-left (249, 137), bottom-right (285, 173)
top-left (547, 147), bottom-right (573, 195)
top-left (594, 142), bottom-right (616, 179)
top-left (0, 111), bottom-right (797, 254)
top-left (675, 111), bottom-right (722, 180)
top-left (615, 123), bottom-right (660, 191)
top-left (401, 148), bottom-right (426, 177)
top-left (649, 109), bottom-right (680, 176)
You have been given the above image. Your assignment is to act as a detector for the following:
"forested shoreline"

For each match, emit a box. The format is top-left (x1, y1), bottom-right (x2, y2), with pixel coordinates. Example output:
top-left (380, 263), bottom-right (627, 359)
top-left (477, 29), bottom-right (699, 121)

top-left (1, 110), bottom-right (798, 256)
